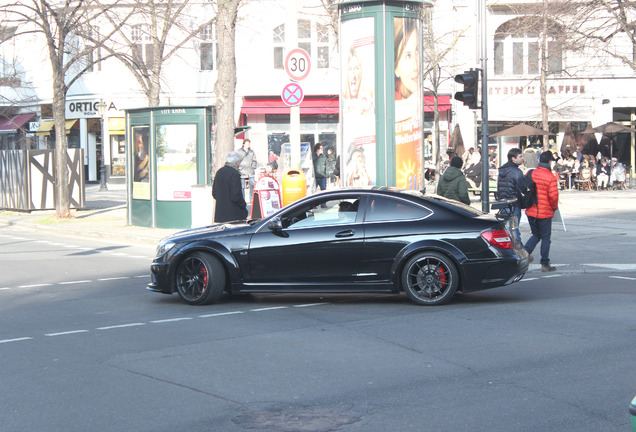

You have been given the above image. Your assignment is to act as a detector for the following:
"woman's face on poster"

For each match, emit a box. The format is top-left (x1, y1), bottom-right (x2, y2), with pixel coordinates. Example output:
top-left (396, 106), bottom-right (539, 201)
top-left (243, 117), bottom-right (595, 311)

top-left (395, 29), bottom-right (418, 96)
top-left (347, 54), bottom-right (362, 98)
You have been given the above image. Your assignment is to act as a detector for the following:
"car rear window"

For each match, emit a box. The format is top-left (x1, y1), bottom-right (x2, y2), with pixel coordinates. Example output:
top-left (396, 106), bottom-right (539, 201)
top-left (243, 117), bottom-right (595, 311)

top-left (365, 196), bottom-right (432, 222)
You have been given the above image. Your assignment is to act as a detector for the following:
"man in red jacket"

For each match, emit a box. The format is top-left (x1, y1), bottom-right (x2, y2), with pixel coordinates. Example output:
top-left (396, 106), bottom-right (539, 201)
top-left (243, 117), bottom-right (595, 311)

top-left (525, 150), bottom-right (559, 272)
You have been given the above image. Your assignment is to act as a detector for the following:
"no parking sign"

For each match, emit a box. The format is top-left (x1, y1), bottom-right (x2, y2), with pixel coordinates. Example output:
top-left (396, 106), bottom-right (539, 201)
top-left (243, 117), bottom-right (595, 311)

top-left (281, 82), bottom-right (304, 107)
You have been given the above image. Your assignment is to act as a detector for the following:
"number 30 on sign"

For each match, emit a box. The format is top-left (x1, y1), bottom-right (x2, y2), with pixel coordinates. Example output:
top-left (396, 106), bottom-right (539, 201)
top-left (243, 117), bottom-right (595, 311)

top-left (285, 48), bottom-right (311, 81)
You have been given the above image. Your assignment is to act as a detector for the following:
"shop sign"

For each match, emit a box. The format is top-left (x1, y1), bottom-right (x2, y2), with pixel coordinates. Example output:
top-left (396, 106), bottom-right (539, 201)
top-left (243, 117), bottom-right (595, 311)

top-left (65, 100), bottom-right (101, 119)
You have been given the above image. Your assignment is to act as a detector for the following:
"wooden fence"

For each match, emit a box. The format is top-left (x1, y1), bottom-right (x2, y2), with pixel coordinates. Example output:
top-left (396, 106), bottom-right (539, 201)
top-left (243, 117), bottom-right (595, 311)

top-left (0, 149), bottom-right (85, 210)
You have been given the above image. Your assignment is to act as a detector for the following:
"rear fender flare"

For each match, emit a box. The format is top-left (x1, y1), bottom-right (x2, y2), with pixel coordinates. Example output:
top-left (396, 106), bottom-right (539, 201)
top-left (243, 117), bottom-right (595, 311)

top-left (391, 240), bottom-right (466, 290)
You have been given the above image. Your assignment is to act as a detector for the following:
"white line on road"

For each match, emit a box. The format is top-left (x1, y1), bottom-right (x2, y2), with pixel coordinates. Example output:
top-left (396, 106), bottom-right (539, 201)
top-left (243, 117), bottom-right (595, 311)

top-left (0, 287), bottom-right (10, 291)
top-left (199, 311), bottom-right (244, 318)
top-left (150, 317), bottom-right (193, 324)
top-left (18, 283), bottom-right (53, 288)
top-left (583, 263), bottom-right (636, 270)
top-left (97, 277), bottom-right (130, 281)
top-left (134, 275), bottom-right (149, 278)
top-left (609, 276), bottom-right (636, 281)
top-left (250, 306), bottom-right (289, 312)
top-left (45, 330), bottom-right (89, 337)
top-left (520, 278), bottom-right (539, 282)
top-left (541, 274), bottom-right (563, 279)
top-left (97, 323), bottom-right (146, 330)
top-left (0, 337), bottom-right (33, 344)
top-left (58, 280), bottom-right (92, 285)
top-left (293, 303), bottom-right (329, 308)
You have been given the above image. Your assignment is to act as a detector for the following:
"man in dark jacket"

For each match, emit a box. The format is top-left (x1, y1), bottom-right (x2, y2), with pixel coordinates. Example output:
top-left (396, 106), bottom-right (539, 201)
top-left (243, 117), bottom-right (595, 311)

top-left (313, 143), bottom-right (328, 191)
top-left (212, 151), bottom-right (248, 223)
top-left (497, 147), bottom-right (525, 243)
top-left (436, 156), bottom-right (471, 205)
top-left (525, 150), bottom-right (559, 272)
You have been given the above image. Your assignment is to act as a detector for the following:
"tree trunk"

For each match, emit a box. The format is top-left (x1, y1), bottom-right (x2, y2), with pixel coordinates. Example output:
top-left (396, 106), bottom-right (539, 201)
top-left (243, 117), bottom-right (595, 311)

top-left (53, 88), bottom-right (71, 218)
top-left (213, 0), bottom-right (240, 173)
top-left (540, 0), bottom-right (550, 151)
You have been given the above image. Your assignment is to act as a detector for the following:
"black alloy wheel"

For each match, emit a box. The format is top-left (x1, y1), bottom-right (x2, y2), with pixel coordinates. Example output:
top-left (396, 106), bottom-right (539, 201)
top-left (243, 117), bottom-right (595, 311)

top-left (175, 252), bottom-right (225, 305)
top-left (402, 251), bottom-right (458, 305)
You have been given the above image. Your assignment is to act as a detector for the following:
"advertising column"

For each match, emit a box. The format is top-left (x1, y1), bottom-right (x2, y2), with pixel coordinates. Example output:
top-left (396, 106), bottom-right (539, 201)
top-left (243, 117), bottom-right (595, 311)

top-left (393, 17), bottom-right (423, 190)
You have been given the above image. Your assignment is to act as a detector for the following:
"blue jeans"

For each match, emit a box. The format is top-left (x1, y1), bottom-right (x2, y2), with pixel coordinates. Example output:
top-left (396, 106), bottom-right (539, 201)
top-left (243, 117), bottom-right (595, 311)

top-left (501, 206), bottom-right (522, 244)
top-left (316, 176), bottom-right (327, 191)
top-left (525, 216), bottom-right (552, 265)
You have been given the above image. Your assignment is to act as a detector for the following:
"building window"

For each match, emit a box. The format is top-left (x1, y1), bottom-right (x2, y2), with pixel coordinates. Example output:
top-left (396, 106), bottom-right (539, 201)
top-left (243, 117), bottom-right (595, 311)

top-left (199, 22), bottom-right (216, 71)
top-left (132, 24), bottom-right (153, 69)
top-left (272, 20), bottom-right (331, 70)
top-left (273, 24), bottom-right (285, 69)
top-left (494, 18), bottom-right (563, 77)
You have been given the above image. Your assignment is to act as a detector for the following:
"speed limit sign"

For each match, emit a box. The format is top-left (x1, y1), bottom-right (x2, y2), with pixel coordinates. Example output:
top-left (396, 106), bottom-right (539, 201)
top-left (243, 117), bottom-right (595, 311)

top-left (285, 48), bottom-right (311, 81)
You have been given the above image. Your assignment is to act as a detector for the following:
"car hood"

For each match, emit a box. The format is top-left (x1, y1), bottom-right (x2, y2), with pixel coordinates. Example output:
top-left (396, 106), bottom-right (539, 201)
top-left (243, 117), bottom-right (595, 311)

top-left (166, 221), bottom-right (252, 242)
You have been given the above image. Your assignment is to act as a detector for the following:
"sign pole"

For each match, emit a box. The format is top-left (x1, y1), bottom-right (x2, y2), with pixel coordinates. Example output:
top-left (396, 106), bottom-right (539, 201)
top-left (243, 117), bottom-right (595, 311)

top-left (288, 0), bottom-right (300, 170)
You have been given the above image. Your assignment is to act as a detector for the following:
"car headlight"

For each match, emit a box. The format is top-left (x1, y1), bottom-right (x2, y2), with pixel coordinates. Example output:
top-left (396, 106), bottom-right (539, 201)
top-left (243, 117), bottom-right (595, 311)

top-left (155, 240), bottom-right (176, 258)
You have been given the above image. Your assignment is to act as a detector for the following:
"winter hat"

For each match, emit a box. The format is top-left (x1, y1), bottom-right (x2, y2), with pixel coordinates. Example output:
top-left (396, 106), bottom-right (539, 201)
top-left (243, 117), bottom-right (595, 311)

top-left (450, 156), bottom-right (463, 169)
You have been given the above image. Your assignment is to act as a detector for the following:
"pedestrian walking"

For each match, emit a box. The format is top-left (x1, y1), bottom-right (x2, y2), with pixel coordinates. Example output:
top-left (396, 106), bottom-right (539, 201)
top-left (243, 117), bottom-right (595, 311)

top-left (237, 138), bottom-right (257, 200)
top-left (313, 143), bottom-right (328, 191)
top-left (212, 151), bottom-right (248, 223)
top-left (497, 147), bottom-right (525, 243)
top-left (436, 156), bottom-right (471, 205)
top-left (524, 150), bottom-right (559, 272)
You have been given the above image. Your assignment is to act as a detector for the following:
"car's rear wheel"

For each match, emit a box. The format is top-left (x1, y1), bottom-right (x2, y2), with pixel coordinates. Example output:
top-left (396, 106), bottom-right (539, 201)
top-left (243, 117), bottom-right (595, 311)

top-left (402, 252), bottom-right (458, 305)
top-left (175, 252), bottom-right (225, 305)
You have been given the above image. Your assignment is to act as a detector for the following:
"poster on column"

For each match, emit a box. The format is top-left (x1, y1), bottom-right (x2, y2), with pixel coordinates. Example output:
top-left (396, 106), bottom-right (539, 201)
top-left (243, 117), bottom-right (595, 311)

top-left (156, 124), bottom-right (197, 201)
top-left (341, 17), bottom-right (376, 187)
top-left (132, 125), bottom-right (151, 200)
top-left (394, 17), bottom-right (423, 190)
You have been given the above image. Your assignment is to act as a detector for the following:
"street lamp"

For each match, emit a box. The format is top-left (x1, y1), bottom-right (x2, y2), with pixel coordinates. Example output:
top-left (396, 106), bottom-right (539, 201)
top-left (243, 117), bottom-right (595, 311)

top-left (95, 100), bottom-right (108, 191)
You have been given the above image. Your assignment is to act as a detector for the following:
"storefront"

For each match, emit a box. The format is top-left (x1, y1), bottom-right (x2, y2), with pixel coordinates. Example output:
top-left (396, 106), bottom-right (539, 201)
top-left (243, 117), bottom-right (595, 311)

top-left (0, 113), bottom-right (36, 150)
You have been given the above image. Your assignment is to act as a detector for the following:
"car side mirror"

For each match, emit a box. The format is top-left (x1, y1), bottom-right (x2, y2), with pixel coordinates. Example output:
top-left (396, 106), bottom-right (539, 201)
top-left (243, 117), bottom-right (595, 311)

top-left (268, 217), bottom-right (283, 231)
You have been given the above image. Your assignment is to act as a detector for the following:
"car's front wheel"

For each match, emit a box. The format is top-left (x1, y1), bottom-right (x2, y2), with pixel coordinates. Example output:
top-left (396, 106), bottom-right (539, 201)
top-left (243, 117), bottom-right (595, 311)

top-left (175, 252), bottom-right (225, 305)
top-left (402, 252), bottom-right (458, 305)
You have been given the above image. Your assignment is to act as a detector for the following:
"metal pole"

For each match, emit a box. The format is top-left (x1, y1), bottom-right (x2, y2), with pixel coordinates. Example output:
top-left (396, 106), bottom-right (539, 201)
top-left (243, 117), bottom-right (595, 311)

top-left (99, 116), bottom-right (108, 191)
top-left (480, 0), bottom-right (489, 212)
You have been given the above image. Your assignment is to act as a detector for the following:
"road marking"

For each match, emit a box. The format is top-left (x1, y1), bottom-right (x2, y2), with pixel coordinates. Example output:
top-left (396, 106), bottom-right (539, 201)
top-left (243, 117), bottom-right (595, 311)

top-left (134, 275), bottom-right (149, 278)
top-left (251, 306), bottom-right (288, 312)
top-left (542, 274), bottom-right (563, 279)
top-left (97, 323), bottom-right (145, 330)
top-left (150, 317), bottom-right (193, 324)
top-left (58, 280), bottom-right (92, 285)
top-left (45, 330), bottom-right (89, 337)
top-left (0, 287), bottom-right (10, 291)
top-left (609, 276), bottom-right (636, 281)
top-left (583, 263), bottom-right (636, 270)
top-left (293, 303), bottom-right (329, 307)
top-left (0, 337), bottom-right (33, 344)
top-left (199, 311), bottom-right (244, 318)
top-left (18, 283), bottom-right (52, 288)
top-left (98, 277), bottom-right (130, 281)
top-left (520, 278), bottom-right (539, 282)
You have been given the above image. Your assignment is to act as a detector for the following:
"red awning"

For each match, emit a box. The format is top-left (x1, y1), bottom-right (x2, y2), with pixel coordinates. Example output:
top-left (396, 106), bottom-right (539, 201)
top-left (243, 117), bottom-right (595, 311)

top-left (241, 95), bottom-right (451, 115)
top-left (242, 96), bottom-right (339, 115)
top-left (0, 113), bottom-right (36, 133)
top-left (424, 95), bottom-right (451, 112)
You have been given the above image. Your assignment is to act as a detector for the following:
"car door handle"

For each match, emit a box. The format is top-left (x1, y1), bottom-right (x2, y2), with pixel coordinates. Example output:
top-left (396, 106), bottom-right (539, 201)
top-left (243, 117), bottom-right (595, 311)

top-left (335, 229), bottom-right (355, 238)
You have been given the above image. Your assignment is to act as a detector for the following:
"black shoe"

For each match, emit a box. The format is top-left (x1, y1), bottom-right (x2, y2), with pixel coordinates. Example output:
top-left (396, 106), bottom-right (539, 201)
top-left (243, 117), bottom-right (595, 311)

top-left (541, 264), bottom-right (556, 272)
top-left (528, 255), bottom-right (534, 263)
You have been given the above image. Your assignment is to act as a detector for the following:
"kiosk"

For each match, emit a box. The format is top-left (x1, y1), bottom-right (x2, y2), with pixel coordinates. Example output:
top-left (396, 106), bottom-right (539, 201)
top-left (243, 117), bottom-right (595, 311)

top-left (126, 106), bottom-right (216, 228)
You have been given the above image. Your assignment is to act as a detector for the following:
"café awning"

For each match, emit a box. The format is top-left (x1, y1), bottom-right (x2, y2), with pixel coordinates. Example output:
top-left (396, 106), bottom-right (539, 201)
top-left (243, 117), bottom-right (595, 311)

top-left (0, 113), bottom-right (36, 134)
top-left (36, 119), bottom-right (78, 136)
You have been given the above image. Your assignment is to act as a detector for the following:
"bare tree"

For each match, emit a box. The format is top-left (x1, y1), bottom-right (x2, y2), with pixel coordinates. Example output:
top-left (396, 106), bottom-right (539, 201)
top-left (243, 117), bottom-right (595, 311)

top-left (0, 0), bottom-right (127, 218)
top-left (571, 0), bottom-right (636, 72)
top-left (213, 0), bottom-right (240, 173)
top-left (100, 0), bottom-right (215, 106)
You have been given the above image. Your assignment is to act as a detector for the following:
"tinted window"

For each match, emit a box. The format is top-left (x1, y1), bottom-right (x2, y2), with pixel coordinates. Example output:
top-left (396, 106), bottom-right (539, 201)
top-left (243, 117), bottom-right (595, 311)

top-left (282, 197), bottom-right (360, 229)
top-left (365, 196), bottom-right (430, 222)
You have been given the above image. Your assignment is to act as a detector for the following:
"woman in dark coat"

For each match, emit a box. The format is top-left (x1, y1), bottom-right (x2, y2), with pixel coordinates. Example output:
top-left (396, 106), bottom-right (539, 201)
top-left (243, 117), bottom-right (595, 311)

top-left (212, 151), bottom-right (248, 223)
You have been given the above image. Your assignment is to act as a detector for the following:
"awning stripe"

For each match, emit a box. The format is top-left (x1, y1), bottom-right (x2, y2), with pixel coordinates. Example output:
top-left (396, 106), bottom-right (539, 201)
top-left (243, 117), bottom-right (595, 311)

top-left (0, 113), bottom-right (36, 133)
top-left (36, 120), bottom-right (78, 136)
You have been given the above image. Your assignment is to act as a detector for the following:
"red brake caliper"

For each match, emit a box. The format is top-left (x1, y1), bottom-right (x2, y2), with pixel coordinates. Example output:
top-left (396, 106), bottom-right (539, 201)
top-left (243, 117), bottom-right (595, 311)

top-left (438, 266), bottom-right (447, 286)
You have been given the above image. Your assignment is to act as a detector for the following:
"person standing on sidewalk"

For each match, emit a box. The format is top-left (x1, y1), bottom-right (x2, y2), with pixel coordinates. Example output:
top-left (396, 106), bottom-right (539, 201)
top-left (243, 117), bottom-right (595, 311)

top-left (213, 151), bottom-right (248, 223)
top-left (436, 156), bottom-right (471, 205)
top-left (313, 143), bottom-right (328, 191)
top-left (497, 148), bottom-right (525, 243)
top-left (237, 138), bottom-right (257, 200)
top-left (524, 150), bottom-right (559, 272)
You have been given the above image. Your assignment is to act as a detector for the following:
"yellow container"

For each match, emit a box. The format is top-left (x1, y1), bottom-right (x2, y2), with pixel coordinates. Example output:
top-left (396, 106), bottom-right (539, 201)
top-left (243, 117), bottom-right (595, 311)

top-left (281, 170), bottom-right (306, 207)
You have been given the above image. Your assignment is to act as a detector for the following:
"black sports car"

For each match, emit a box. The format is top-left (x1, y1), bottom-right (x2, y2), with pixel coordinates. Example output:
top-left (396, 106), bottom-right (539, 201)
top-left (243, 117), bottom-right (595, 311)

top-left (148, 188), bottom-right (528, 306)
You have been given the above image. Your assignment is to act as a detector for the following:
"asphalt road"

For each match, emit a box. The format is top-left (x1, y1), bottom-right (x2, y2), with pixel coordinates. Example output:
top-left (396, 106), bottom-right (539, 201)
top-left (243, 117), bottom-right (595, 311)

top-left (0, 224), bottom-right (634, 432)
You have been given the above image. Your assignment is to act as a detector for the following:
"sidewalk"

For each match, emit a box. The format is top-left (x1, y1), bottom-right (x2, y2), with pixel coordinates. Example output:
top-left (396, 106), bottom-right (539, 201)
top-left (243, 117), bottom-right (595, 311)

top-left (1, 183), bottom-right (634, 247)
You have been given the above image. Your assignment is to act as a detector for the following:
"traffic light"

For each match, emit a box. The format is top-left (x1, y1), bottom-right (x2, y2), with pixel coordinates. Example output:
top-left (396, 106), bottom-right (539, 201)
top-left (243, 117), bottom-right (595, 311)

top-left (454, 69), bottom-right (480, 109)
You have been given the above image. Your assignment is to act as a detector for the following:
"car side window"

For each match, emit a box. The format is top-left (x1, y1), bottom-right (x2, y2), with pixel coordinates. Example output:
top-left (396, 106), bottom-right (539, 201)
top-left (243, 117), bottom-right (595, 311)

top-left (282, 197), bottom-right (360, 229)
top-left (364, 196), bottom-right (430, 222)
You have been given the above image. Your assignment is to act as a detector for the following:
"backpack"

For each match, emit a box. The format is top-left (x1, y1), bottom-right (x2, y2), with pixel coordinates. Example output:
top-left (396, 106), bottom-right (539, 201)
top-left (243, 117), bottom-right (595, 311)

top-left (517, 169), bottom-right (538, 209)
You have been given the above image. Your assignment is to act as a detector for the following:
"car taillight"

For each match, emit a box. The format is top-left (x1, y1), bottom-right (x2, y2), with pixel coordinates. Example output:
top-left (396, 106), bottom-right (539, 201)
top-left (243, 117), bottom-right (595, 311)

top-left (481, 229), bottom-right (513, 249)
